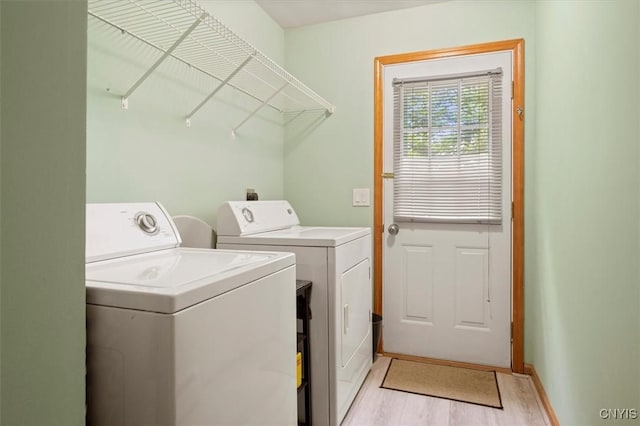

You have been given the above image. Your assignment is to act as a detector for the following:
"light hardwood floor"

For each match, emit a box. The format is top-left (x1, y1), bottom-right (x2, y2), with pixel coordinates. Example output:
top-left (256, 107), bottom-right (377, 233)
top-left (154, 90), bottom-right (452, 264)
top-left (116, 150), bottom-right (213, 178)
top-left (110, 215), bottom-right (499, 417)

top-left (342, 356), bottom-right (551, 426)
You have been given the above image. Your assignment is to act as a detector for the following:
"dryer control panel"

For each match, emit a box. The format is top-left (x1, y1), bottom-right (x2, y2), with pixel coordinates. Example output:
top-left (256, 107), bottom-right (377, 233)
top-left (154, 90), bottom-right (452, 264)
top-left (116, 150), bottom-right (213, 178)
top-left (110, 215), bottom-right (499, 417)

top-left (217, 200), bottom-right (300, 236)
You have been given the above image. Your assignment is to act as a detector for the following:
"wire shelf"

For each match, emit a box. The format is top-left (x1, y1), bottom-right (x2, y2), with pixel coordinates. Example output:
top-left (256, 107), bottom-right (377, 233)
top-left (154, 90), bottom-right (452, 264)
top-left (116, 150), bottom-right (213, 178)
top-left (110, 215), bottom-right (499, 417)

top-left (88, 0), bottom-right (335, 130)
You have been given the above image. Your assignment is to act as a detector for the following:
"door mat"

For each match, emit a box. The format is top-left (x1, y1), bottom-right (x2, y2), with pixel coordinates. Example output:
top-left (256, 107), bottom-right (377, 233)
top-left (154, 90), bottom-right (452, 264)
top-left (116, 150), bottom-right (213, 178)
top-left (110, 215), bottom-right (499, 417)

top-left (380, 358), bottom-right (503, 409)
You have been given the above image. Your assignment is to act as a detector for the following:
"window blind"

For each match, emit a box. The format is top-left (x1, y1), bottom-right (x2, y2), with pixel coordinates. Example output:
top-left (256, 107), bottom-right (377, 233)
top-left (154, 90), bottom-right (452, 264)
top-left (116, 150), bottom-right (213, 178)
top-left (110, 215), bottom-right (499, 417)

top-left (392, 68), bottom-right (503, 224)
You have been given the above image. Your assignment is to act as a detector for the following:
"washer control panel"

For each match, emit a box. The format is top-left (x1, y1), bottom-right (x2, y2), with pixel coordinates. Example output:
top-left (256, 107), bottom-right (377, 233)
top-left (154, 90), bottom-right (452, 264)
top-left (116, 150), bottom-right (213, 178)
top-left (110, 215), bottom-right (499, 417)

top-left (86, 202), bottom-right (181, 263)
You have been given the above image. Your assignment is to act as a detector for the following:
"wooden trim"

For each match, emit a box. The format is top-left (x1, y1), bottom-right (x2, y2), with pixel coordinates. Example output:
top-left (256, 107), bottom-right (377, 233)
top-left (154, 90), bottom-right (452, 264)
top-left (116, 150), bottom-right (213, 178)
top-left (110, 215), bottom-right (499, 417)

top-left (510, 39), bottom-right (526, 374)
top-left (373, 56), bottom-right (384, 317)
top-left (384, 352), bottom-right (513, 375)
top-left (375, 39), bottom-right (526, 67)
top-left (373, 39), bottom-right (525, 372)
top-left (524, 363), bottom-right (560, 426)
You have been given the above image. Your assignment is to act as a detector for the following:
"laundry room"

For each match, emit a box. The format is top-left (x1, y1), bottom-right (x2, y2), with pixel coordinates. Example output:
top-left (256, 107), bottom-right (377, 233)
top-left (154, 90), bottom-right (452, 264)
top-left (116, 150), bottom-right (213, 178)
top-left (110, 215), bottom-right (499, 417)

top-left (1, 1), bottom-right (639, 426)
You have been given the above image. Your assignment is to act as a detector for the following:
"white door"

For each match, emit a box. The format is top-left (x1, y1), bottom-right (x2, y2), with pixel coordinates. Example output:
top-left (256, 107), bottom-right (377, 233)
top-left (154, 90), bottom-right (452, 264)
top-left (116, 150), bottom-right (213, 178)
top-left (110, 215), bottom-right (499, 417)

top-left (382, 52), bottom-right (512, 368)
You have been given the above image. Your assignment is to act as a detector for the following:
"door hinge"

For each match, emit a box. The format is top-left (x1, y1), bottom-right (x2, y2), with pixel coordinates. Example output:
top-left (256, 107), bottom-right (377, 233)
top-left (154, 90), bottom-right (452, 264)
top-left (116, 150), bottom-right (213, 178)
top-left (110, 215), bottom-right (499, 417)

top-left (511, 322), bottom-right (514, 341)
top-left (511, 201), bottom-right (514, 220)
top-left (382, 172), bottom-right (395, 179)
top-left (511, 81), bottom-right (514, 100)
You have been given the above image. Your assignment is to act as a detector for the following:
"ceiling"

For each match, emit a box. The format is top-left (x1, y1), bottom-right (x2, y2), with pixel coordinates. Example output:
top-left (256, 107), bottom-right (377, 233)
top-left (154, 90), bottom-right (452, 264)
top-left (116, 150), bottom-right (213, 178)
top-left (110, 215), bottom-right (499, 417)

top-left (255, 0), bottom-right (445, 29)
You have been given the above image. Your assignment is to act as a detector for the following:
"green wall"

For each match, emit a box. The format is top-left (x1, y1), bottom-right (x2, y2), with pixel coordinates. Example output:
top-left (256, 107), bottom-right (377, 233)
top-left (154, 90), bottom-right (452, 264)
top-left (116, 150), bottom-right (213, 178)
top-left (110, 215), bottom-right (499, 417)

top-left (86, 1), bottom-right (286, 225)
top-left (530, 1), bottom-right (640, 424)
top-left (0, 1), bottom-right (87, 425)
top-left (0, 0), bottom-right (3, 418)
top-left (283, 0), bottom-right (536, 226)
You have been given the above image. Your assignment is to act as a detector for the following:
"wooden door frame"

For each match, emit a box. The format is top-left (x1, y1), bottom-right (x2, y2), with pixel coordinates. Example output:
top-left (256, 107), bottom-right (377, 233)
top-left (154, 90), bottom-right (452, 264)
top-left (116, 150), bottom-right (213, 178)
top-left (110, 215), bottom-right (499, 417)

top-left (373, 39), bottom-right (525, 373)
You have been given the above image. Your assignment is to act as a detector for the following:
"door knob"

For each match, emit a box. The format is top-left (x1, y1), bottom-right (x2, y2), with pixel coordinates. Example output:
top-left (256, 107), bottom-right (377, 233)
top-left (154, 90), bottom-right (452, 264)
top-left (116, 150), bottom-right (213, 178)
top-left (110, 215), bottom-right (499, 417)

top-left (388, 223), bottom-right (399, 235)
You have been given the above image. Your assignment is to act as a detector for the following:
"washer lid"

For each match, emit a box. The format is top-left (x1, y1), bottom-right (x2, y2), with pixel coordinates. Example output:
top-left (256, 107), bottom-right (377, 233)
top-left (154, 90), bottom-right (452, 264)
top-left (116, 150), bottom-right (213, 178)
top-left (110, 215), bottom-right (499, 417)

top-left (217, 225), bottom-right (371, 247)
top-left (86, 248), bottom-right (294, 313)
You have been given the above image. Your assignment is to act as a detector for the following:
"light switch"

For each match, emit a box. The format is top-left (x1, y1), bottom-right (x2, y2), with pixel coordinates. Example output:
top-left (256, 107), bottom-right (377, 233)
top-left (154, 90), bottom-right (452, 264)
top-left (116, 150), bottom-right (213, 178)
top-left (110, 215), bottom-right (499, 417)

top-left (352, 188), bottom-right (370, 207)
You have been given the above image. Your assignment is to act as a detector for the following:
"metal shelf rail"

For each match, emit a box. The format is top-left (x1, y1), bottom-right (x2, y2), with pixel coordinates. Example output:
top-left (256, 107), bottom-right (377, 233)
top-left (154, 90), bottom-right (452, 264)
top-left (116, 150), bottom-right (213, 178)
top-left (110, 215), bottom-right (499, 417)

top-left (88, 0), bottom-right (335, 134)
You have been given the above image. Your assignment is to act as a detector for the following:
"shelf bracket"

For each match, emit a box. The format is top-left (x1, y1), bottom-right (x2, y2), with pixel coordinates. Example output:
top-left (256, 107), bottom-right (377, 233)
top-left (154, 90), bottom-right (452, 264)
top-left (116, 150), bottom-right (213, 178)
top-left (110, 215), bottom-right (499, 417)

top-left (185, 53), bottom-right (255, 127)
top-left (121, 12), bottom-right (206, 109)
top-left (284, 110), bottom-right (306, 126)
top-left (232, 83), bottom-right (288, 135)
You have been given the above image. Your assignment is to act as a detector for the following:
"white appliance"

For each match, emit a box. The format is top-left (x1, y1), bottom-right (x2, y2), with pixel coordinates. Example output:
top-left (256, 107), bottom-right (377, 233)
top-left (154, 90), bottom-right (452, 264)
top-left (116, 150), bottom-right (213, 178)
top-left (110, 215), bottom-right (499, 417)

top-left (217, 200), bottom-right (372, 426)
top-left (85, 202), bottom-right (297, 426)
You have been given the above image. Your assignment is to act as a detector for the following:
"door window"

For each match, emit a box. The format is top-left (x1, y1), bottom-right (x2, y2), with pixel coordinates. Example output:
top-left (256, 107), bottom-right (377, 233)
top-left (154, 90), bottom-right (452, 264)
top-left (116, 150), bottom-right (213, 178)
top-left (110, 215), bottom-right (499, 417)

top-left (393, 70), bottom-right (504, 224)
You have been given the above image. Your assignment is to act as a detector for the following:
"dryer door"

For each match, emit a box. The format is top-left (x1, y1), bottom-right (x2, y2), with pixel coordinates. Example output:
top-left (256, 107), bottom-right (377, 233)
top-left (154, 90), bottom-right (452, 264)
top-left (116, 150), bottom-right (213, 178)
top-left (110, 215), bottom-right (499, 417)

top-left (330, 233), bottom-right (373, 425)
top-left (340, 258), bottom-right (371, 366)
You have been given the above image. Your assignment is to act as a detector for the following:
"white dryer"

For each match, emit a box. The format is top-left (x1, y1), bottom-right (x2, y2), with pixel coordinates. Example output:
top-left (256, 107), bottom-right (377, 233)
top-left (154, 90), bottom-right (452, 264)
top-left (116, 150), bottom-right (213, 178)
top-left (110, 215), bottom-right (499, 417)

top-left (217, 200), bottom-right (372, 426)
top-left (85, 202), bottom-right (297, 426)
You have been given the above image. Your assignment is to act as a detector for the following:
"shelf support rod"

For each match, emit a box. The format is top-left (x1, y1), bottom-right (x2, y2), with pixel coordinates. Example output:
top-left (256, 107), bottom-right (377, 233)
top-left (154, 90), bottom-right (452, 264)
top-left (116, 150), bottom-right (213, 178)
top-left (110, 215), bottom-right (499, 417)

top-left (185, 53), bottom-right (255, 127)
top-left (121, 12), bottom-right (206, 109)
top-left (232, 83), bottom-right (288, 135)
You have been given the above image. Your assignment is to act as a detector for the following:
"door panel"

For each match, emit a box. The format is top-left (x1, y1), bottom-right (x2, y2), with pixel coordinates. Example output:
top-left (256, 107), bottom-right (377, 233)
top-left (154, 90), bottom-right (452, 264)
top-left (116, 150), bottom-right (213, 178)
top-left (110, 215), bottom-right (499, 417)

top-left (382, 51), bottom-right (512, 368)
top-left (455, 248), bottom-right (488, 327)
top-left (403, 245), bottom-right (433, 322)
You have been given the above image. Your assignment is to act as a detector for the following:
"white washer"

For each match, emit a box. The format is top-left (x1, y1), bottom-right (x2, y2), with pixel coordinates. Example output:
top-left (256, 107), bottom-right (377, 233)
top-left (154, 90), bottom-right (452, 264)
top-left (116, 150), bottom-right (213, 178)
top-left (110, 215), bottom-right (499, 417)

top-left (217, 200), bottom-right (372, 426)
top-left (86, 202), bottom-right (297, 426)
